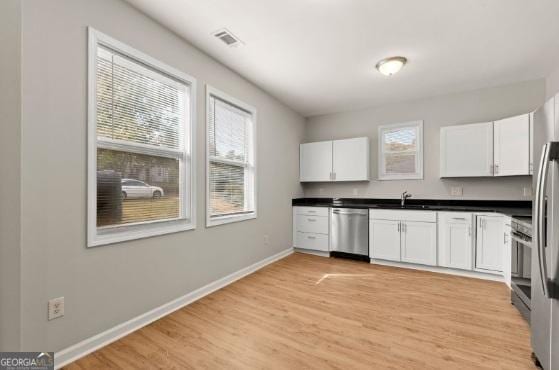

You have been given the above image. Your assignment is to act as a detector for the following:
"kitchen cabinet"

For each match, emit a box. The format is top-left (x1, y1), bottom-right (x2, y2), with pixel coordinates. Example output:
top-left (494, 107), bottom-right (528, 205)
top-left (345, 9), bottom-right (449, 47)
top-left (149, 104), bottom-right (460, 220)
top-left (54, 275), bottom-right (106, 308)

top-left (494, 114), bottom-right (530, 176)
top-left (332, 138), bottom-right (369, 181)
top-left (440, 122), bottom-right (494, 177)
top-left (369, 210), bottom-right (437, 266)
top-left (438, 212), bottom-right (474, 270)
top-left (293, 206), bottom-right (329, 252)
top-left (401, 221), bottom-right (437, 265)
top-left (529, 112), bottom-right (534, 175)
top-left (369, 219), bottom-right (401, 261)
top-left (475, 214), bottom-right (504, 273)
top-left (503, 217), bottom-right (512, 288)
top-left (299, 141), bottom-right (333, 182)
top-left (300, 137), bottom-right (369, 182)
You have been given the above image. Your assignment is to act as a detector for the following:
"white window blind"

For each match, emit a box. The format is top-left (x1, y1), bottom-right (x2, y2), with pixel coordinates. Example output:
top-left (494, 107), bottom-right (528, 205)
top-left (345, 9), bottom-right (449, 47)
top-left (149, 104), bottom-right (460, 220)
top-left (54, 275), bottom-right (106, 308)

top-left (378, 121), bottom-right (423, 180)
top-left (88, 29), bottom-right (196, 247)
top-left (207, 89), bottom-right (256, 225)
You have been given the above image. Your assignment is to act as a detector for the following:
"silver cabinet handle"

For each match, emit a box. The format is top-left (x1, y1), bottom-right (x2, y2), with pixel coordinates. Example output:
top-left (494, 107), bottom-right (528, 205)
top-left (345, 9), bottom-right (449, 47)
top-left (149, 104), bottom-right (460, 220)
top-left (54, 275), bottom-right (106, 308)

top-left (397, 222), bottom-right (401, 232)
top-left (332, 172), bottom-right (336, 180)
top-left (452, 217), bottom-right (467, 221)
top-left (307, 218), bottom-right (316, 222)
top-left (534, 142), bottom-right (558, 297)
top-left (495, 164), bottom-right (499, 174)
top-left (307, 235), bottom-right (316, 240)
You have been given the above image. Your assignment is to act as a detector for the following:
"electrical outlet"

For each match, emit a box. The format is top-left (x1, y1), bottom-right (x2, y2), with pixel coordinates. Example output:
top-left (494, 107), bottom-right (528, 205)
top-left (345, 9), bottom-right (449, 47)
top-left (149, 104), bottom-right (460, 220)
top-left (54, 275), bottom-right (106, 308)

top-left (450, 187), bottom-right (463, 196)
top-left (352, 188), bottom-right (358, 196)
top-left (319, 188), bottom-right (324, 195)
top-left (523, 187), bottom-right (532, 197)
top-left (48, 297), bottom-right (64, 320)
top-left (264, 234), bottom-right (270, 245)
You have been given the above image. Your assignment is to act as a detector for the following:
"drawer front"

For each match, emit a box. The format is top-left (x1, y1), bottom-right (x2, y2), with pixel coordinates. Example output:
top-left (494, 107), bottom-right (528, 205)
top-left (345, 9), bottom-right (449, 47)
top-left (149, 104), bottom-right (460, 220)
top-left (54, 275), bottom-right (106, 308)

top-left (370, 209), bottom-right (436, 223)
top-left (296, 214), bottom-right (329, 234)
top-left (294, 206), bottom-right (329, 217)
top-left (438, 212), bottom-right (473, 224)
top-left (296, 232), bottom-right (329, 251)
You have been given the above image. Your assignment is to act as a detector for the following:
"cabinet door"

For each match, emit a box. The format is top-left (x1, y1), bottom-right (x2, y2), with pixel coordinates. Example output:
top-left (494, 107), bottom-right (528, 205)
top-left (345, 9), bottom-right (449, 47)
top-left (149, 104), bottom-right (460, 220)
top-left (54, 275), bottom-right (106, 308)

top-left (300, 141), bottom-right (333, 182)
top-left (369, 219), bottom-right (400, 261)
top-left (529, 112), bottom-right (534, 175)
top-left (503, 219), bottom-right (512, 288)
top-left (494, 114), bottom-right (530, 176)
top-left (475, 215), bottom-right (504, 272)
top-left (440, 122), bottom-right (493, 177)
top-left (401, 221), bottom-right (437, 266)
top-left (438, 213), bottom-right (473, 270)
top-left (332, 137), bottom-right (370, 181)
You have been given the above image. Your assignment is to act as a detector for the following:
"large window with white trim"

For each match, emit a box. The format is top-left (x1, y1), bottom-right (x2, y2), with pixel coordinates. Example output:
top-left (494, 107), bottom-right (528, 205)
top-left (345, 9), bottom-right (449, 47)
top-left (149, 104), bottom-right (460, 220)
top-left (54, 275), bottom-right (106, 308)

top-left (88, 28), bottom-right (196, 247)
top-left (378, 121), bottom-right (423, 180)
top-left (206, 86), bottom-right (256, 227)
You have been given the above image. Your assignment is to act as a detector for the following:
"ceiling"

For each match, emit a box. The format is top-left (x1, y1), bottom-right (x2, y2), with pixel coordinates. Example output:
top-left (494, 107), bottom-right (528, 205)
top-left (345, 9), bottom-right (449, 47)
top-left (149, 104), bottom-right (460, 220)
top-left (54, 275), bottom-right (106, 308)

top-left (125, 0), bottom-right (559, 117)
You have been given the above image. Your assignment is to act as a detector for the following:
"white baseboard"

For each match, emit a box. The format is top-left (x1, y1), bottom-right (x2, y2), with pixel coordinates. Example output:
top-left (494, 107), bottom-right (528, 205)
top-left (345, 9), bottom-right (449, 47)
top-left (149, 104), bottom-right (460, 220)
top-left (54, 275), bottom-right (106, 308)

top-left (54, 247), bottom-right (294, 369)
top-left (294, 248), bottom-right (329, 257)
top-left (370, 259), bottom-right (504, 282)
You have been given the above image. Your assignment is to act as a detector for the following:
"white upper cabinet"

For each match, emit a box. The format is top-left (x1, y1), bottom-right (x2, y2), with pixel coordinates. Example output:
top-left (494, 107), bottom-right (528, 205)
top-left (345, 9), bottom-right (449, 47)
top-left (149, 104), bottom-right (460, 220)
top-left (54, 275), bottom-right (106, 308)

top-left (494, 114), bottom-right (530, 176)
top-left (300, 141), bottom-right (333, 182)
top-left (440, 122), bottom-right (494, 177)
top-left (529, 112), bottom-right (534, 175)
top-left (333, 137), bottom-right (370, 181)
top-left (438, 212), bottom-right (473, 270)
top-left (300, 137), bottom-right (369, 182)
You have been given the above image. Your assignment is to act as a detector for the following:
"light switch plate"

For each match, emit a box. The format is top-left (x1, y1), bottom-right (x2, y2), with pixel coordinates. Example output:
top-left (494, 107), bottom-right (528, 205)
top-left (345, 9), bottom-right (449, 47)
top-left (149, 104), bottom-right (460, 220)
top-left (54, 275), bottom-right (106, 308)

top-left (450, 187), bottom-right (463, 196)
top-left (48, 297), bottom-right (64, 320)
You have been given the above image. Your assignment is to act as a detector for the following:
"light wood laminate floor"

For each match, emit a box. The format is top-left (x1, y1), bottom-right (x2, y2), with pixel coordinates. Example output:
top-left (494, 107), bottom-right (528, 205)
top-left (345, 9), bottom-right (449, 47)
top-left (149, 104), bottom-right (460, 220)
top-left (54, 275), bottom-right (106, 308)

top-left (66, 252), bottom-right (534, 369)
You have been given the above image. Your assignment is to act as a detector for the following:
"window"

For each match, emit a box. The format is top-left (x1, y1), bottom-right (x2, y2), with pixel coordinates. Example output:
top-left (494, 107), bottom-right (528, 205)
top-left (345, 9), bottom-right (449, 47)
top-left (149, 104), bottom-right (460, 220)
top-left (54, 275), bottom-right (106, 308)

top-left (378, 121), bottom-right (423, 180)
top-left (88, 28), bottom-right (196, 247)
top-left (206, 86), bottom-right (256, 227)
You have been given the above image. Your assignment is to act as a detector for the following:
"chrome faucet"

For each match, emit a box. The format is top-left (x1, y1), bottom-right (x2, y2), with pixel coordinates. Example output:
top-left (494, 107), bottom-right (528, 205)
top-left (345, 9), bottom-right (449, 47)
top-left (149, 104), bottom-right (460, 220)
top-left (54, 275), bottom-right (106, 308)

top-left (401, 191), bottom-right (412, 207)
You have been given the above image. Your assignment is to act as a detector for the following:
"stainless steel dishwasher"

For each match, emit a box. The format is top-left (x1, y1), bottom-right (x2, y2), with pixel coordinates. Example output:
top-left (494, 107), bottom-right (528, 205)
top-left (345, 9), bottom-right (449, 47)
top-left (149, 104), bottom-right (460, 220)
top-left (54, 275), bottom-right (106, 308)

top-left (330, 208), bottom-right (369, 258)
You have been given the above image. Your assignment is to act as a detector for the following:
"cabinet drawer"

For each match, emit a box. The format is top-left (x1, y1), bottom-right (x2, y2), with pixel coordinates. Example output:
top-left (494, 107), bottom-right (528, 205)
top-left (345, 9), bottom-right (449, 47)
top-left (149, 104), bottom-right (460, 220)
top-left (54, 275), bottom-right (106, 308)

top-left (296, 215), bottom-right (329, 234)
top-left (295, 232), bottom-right (329, 252)
top-left (369, 209), bottom-right (436, 223)
top-left (438, 212), bottom-right (473, 224)
top-left (294, 206), bottom-right (329, 217)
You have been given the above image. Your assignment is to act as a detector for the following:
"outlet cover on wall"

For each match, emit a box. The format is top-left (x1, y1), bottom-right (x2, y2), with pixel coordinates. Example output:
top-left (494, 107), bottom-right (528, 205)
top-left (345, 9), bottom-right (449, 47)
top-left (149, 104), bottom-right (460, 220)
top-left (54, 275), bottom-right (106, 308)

top-left (264, 234), bottom-right (270, 246)
top-left (523, 187), bottom-right (532, 197)
top-left (48, 297), bottom-right (64, 320)
top-left (450, 187), bottom-right (463, 196)
top-left (352, 188), bottom-right (358, 196)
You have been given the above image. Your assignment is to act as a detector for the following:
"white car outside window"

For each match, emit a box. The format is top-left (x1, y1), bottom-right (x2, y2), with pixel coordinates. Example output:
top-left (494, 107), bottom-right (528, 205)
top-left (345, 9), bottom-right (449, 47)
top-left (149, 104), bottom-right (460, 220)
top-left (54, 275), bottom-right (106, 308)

top-left (121, 179), bottom-right (164, 199)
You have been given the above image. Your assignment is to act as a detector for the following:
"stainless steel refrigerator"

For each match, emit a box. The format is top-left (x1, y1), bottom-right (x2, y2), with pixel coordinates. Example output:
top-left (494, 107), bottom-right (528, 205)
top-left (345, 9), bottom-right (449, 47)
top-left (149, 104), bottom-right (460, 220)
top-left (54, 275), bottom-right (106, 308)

top-left (532, 93), bottom-right (559, 370)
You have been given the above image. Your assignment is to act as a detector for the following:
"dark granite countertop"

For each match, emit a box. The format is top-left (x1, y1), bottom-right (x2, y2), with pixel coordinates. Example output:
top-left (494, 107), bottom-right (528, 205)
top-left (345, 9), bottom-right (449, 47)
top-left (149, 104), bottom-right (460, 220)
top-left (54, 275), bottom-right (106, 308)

top-left (292, 198), bottom-right (532, 218)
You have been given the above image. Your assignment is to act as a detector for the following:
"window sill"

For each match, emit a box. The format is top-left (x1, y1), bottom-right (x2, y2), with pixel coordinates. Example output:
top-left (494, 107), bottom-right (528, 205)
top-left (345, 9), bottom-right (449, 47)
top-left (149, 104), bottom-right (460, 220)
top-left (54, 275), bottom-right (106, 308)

top-left (206, 213), bottom-right (256, 227)
top-left (88, 219), bottom-right (195, 247)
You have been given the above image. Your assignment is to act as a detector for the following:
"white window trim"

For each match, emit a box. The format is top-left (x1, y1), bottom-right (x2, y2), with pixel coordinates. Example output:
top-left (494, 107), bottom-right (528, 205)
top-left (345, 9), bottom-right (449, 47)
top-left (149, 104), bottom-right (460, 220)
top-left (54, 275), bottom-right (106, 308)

top-left (87, 27), bottom-right (197, 247)
top-left (378, 120), bottom-right (423, 180)
top-left (205, 85), bottom-right (257, 227)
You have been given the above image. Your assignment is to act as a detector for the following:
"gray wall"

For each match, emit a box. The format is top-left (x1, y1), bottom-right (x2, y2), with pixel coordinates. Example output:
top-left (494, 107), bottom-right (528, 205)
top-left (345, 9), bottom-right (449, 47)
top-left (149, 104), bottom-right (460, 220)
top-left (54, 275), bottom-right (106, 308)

top-left (304, 80), bottom-right (545, 200)
top-left (0, 0), bottom-right (22, 352)
top-left (547, 65), bottom-right (559, 99)
top-left (19, 0), bottom-right (304, 352)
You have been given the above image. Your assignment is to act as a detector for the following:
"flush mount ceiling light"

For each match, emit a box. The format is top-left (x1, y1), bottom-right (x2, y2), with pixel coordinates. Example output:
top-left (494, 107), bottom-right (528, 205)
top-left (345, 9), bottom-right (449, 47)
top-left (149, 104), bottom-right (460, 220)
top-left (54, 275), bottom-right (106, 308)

top-left (376, 56), bottom-right (407, 76)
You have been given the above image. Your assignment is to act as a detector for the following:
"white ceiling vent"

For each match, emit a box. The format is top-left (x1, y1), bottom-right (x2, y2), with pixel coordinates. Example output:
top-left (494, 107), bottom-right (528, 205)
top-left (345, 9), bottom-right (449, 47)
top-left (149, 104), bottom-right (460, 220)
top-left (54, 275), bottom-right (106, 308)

top-left (213, 28), bottom-right (243, 47)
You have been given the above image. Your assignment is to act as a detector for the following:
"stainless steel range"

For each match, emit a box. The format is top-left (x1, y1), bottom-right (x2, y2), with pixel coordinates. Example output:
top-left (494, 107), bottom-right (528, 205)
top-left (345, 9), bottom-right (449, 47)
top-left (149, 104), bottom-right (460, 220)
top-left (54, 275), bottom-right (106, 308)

top-left (510, 216), bottom-right (532, 322)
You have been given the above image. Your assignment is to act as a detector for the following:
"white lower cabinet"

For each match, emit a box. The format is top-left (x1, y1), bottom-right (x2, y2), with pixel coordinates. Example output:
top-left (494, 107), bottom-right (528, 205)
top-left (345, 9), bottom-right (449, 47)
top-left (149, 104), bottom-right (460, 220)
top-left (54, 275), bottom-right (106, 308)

top-left (369, 219), bottom-right (401, 261)
top-left (401, 221), bottom-right (437, 265)
top-left (369, 211), bottom-right (437, 266)
top-left (293, 206), bottom-right (329, 252)
top-left (438, 212), bottom-right (473, 270)
top-left (475, 214), bottom-right (504, 273)
top-left (503, 217), bottom-right (512, 288)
